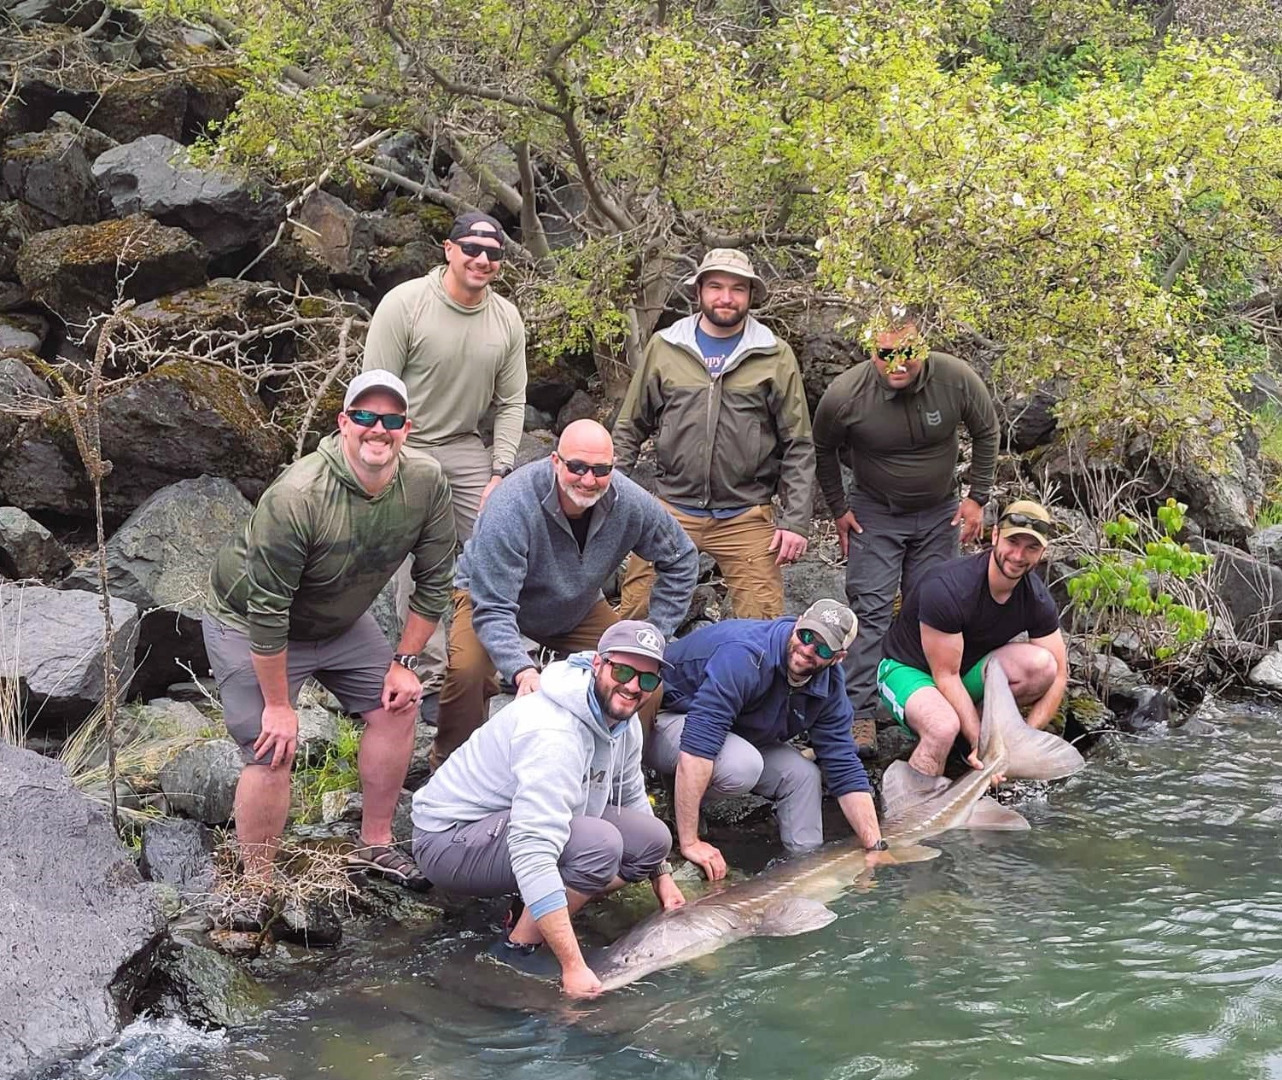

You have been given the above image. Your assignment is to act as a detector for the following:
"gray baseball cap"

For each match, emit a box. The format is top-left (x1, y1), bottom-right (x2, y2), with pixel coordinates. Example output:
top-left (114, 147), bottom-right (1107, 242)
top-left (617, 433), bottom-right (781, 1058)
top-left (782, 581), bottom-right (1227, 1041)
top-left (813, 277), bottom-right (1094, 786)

top-left (597, 620), bottom-right (670, 666)
top-left (343, 370), bottom-right (409, 411)
top-left (795, 599), bottom-right (858, 652)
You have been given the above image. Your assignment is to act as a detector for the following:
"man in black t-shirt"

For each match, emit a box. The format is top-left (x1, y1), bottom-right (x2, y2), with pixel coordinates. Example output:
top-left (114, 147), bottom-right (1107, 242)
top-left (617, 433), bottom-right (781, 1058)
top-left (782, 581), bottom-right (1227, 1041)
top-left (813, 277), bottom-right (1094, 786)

top-left (878, 500), bottom-right (1067, 776)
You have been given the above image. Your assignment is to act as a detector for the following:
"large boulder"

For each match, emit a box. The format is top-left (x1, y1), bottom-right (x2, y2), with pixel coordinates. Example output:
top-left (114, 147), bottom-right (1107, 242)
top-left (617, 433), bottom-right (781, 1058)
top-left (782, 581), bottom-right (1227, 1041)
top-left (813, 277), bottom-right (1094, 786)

top-left (158, 738), bottom-right (242, 824)
top-left (88, 75), bottom-right (188, 144)
top-left (1246, 524), bottom-right (1282, 567)
top-left (93, 135), bottom-right (285, 256)
top-left (0, 583), bottom-right (140, 730)
top-left (0, 354), bottom-right (52, 456)
top-left (1, 130), bottom-right (101, 224)
top-left (0, 743), bottom-right (166, 1079)
top-left (0, 361), bottom-right (289, 521)
top-left (0, 505), bottom-right (72, 580)
top-left (15, 214), bottom-right (208, 325)
top-left (292, 190), bottom-right (372, 290)
top-left (62, 476), bottom-right (253, 694)
top-left (139, 818), bottom-right (217, 901)
top-left (1191, 538), bottom-right (1282, 645)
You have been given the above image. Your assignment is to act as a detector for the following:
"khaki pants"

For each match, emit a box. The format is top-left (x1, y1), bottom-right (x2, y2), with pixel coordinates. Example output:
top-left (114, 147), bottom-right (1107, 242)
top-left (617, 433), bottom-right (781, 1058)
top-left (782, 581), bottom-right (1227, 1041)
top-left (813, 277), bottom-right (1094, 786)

top-left (431, 591), bottom-right (622, 768)
top-left (394, 436), bottom-right (493, 691)
top-left (619, 502), bottom-right (783, 621)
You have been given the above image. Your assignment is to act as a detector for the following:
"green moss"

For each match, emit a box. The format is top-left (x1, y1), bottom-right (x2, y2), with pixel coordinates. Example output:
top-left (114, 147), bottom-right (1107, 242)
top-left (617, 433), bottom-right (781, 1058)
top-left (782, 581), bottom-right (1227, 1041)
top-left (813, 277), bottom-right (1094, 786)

top-left (384, 197), bottom-right (452, 238)
top-left (140, 360), bottom-right (271, 443)
top-left (42, 216), bottom-right (196, 270)
top-left (2, 131), bottom-right (72, 163)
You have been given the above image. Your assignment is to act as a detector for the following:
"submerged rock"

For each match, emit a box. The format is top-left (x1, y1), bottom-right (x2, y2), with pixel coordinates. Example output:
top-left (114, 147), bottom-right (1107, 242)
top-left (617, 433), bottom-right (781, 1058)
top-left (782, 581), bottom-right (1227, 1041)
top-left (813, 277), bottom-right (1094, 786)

top-left (0, 744), bottom-right (165, 1079)
top-left (144, 937), bottom-right (271, 1028)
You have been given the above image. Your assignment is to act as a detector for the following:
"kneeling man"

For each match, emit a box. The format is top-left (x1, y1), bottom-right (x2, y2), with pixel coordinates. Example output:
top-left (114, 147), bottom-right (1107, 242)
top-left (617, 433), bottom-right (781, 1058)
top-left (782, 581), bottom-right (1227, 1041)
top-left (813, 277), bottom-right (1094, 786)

top-left (878, 499), bottom-right (1068, 777)
top-left (647, 600), bottom-right (885, 881)
top-left (411, 621), bottom-right (685, 998)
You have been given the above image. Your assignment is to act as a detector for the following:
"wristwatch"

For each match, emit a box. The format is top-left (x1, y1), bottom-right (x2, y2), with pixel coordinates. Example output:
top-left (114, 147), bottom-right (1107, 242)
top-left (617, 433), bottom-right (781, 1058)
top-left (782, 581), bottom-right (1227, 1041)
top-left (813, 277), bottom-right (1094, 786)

top-left (865, 839), bottom-right (890, 852)
top-left (492, 464), bottom-right (513, 478)
top-left (650, 859), bottom-right (676, 881)
top-left (968, 492), bottom-right (989, 507)
top-left (392, 653), bottom-right (421, 672)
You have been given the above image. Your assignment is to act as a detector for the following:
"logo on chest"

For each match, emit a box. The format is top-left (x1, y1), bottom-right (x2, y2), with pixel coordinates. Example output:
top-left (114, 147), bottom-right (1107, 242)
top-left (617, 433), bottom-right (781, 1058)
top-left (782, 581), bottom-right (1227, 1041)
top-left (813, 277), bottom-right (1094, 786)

top-left (924, 410), bottom-right (943, 427)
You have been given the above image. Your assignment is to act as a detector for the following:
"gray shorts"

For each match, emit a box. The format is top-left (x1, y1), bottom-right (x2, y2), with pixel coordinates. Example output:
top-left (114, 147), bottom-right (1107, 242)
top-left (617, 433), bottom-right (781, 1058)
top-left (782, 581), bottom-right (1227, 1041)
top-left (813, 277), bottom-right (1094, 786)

top-left (202, 612), bottom-right (392, 764)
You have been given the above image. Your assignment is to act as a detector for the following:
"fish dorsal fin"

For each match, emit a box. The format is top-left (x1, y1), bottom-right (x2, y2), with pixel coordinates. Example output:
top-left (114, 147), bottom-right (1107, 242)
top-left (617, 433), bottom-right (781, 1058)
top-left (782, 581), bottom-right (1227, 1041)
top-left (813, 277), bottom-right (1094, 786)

top-left (881, 760), bottom-right (952, 826)
top-left (755, 897), bottom-right (837, 937)
top-left (981, 660), bottom-right (1086, 781)
top-left (965, 795), bottom-right (1031, 831)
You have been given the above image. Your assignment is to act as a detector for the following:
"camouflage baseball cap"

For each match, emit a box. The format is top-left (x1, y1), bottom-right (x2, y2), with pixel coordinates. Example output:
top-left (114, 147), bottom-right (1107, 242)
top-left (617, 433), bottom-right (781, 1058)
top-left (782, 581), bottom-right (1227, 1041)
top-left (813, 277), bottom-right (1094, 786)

top-left (795, 599), bottom-right (858, 652)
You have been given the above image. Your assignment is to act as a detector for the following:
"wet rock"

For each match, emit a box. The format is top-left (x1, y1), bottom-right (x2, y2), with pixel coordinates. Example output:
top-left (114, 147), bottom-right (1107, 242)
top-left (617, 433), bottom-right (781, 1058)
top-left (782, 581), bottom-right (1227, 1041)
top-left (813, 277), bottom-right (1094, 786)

top-left (0, 362), bottom-right (288, 521)
top-left (1062, 691), bottom-right (1116, 751)
top-left (555, 388), bottom-right (598, 432)
top-left (146, 938), bottom-right (271, 1028)
top-left (1248, 645), bottom-right (1282, 692)
top-left (0, 504), bottom-right (72, 579)
top-left (0, 743), bottom-right (165, 1080)
top-left (293, 190), bottom-right (372, 289)
top-left (89, 75), bottom-right (187, 144)
top-left (93, 135), bottom-right (284, 256)
top-left (702, 792), bottom-right (773, 828)
top-left (139, 819), bottom-right (217, 901)
top-left (277, 897), bottom-right (343, 947)
top-left (1107, 684), bottom-right (1174, 733)
top-left (1246, 524), bottom-right (1282, 567)
top-left (158, 738), bottom-right (242, 824)
top-left (870, 721), bottom-right (918, 768)
top-left (0, 583), bottom-right (139, 729)
top-left (62, 475), bottom-right (253, 694)
top-left (2, 130), bottom-right (101, 224)
top-left (782, 553), bottom-right (847, 615)
top-left (1191, 538), bottom-right (1282, 645)
top-left (15, 215), bottom-right (208, 325)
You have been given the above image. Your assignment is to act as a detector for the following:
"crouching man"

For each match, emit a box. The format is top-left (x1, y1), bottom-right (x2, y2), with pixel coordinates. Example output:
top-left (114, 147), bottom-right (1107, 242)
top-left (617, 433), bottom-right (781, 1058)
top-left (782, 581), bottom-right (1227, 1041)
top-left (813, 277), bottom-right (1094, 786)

top-left (646, 600), bottom-right (886, 881)
top-left (411, 621), bottom-right (686, 998)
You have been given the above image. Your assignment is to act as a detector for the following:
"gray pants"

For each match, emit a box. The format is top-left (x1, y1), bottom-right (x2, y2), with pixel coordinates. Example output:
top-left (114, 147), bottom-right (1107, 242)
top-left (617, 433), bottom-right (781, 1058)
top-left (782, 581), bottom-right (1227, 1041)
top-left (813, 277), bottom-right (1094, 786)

top-left (645, 712), bottom-right (823, 852)
top-left (411, 806), bottom-right (672, 897)
top-left (395, 435), bottom-right (493, 691)
top-left (843, 494), bottom-right (959, 717)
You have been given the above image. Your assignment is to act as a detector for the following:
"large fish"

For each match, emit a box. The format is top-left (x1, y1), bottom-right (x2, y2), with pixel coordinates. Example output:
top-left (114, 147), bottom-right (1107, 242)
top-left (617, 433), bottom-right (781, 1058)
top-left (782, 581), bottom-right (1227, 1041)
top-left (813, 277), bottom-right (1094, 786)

top-left (588, 659), bottom-right (1085, 992)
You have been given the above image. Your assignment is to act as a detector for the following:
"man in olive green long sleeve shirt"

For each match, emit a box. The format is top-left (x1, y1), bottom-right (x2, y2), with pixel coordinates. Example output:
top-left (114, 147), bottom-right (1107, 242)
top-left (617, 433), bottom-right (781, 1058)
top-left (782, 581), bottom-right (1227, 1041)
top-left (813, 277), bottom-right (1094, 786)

top-left (204, 372), bottom-right (456, 904)
top-left (812, 317), bottom-right (998, 753)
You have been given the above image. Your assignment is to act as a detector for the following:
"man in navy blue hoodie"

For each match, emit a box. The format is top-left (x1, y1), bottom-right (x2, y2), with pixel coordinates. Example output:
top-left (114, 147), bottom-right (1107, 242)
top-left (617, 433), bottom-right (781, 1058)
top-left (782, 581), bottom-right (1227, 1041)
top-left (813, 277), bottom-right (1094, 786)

top-left (647, 599), bottom-right (885, 880)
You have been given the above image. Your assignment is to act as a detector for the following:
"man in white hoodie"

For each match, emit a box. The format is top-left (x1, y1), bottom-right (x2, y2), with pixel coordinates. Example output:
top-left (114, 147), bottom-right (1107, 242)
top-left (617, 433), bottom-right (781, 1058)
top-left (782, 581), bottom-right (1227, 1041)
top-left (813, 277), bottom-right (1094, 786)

top-left (411, 621), bottom-right (685, 998)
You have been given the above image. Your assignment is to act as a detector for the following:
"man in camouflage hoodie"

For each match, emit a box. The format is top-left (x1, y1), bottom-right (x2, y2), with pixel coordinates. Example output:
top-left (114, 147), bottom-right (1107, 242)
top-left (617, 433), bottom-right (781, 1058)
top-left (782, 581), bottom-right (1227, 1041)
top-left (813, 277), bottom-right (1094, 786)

top-left (204, 371), bottom-right (456, 906)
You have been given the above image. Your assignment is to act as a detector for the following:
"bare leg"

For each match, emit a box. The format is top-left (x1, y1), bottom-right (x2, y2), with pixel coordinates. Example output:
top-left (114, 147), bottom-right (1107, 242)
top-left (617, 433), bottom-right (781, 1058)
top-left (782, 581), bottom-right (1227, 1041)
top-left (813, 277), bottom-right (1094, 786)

top-left (903, 686), bottom-right (962, 777)
top-left (990, 644), bottom-right (1057, 707)
top-left (508, 877), bottom-right (628, 946)
top-left (356, 705), bottom-right (416, 847)
top-left (234, 764), bottom-right (292, 886)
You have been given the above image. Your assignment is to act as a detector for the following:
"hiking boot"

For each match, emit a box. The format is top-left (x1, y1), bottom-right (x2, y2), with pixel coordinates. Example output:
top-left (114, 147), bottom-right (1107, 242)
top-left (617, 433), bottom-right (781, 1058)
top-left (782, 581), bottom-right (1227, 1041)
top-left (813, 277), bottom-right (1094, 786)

top-left (852, 717), bottom-right (878, 759)
top-left (346, 843), bottom-right (432, 892)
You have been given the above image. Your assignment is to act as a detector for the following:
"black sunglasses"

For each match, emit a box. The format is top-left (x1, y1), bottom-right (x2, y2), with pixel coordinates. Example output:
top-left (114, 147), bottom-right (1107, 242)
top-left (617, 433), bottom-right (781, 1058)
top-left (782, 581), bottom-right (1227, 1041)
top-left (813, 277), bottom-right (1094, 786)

top-left (796, 627), bottom-right (836, 660)
top-left (452, 240), bottom-right (503, 262)
top-left (347, 409), bottom-right (408, 431)
top-left (608, 661), bottom-right (661, 692)
top-left (1000, 512), bottom-right (1051, 538)
top-left (561, 458), bottom-right (614, 478)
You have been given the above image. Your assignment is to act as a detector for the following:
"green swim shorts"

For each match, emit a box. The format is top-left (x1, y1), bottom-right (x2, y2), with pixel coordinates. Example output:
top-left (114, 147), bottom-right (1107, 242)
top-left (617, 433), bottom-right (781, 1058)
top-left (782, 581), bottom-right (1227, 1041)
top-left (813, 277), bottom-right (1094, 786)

top-left (877, 656), bottom-right (989, 736)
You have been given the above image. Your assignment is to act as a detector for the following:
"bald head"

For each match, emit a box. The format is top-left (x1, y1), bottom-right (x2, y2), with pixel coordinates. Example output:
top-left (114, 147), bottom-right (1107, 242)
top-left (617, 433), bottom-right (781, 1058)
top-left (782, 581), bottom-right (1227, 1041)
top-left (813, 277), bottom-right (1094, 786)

top-left (552, 419), bottom-right (614, 516)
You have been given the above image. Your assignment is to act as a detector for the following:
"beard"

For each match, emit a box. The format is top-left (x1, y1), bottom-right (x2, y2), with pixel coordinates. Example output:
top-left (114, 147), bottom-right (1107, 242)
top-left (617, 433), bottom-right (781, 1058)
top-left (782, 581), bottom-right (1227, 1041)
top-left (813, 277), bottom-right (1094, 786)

top-left (561, 483), bottom-right (607, 509)
top-left (593, 671), bottom-right (641, 723)
top-left (701, 301), bottom-right (748, 329)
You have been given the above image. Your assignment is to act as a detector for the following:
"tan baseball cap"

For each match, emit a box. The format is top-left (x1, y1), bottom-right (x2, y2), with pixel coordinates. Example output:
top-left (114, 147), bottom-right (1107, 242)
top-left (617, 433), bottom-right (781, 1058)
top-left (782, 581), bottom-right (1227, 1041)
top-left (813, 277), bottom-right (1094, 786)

top-left (998, 500), bottom-right (1052, 547)
top-left (795, 599), bottom-right (858, 653)
top-left (683, 248), bottom-right (767, 304)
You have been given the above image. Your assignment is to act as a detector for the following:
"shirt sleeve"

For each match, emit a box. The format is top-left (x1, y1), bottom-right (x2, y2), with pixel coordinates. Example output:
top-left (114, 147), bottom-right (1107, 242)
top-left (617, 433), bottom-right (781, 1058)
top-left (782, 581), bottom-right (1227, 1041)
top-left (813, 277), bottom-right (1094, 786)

top-left (959, 365), bottom-right (999, 504)
top-left (811, 376), bottom-right (852, 518)
top-left (407, 472), bottom-right (458, 623)
top-left (807, 688), bottom-right (871, 797)
top-left (468, 502), bottom-right (537, 680)
top-left (677, 643), bottom-right (760, 759)
top-left (628, 493), bottom-right (698, 638)
top-left (241, 488), bottom-right (312, 655)
top-left (768, 345), bottom-right (816, 536)
top-left (916, 576), bottom-right (967, 636)
top-left (613, 341), bottom-right (660, 471)
top-left (361, 289), bottom-right (409, 377)
top-left (507, 725), bottom-right (583, 915)
top-left (489, 315), bottom-right (527, 472)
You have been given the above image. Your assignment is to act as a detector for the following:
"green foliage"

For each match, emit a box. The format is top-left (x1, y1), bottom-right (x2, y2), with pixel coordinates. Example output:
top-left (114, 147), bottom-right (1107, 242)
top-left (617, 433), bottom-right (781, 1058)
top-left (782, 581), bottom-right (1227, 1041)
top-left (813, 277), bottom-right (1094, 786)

top-left (1067, 499), bottom-right (1214, 661)
top-left (291, 716), bottom-right (361, 824)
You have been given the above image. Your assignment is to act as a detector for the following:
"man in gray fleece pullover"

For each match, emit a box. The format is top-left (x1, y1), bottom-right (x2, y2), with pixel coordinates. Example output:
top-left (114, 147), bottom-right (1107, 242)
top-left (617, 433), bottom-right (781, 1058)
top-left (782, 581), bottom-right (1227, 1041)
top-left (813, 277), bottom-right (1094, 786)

top-left (412, 621), bottom-right (686, 997)
top-left (431, 419), bottom-right (699, 766)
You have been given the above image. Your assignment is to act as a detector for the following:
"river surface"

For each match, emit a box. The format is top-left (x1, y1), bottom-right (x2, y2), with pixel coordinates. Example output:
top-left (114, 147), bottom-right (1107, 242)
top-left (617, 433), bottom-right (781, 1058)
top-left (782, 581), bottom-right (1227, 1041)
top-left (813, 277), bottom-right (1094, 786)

top-left (66, 701), bottom-right (1282, 1080)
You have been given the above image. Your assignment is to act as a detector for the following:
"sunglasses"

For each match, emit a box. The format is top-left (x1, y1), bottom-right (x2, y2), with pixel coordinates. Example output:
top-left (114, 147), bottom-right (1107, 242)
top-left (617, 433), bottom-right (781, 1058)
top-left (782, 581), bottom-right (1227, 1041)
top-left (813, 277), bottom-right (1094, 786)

top-left (452, 240), bottom-right (503, 262)
top-left (1000, 512), bottom-right (1051, 538)
top-left (347, 409), bottom-right (407, 431)
top-left (561, 458), bottom-right (614, 478)
top-left (875, 345), bottom-right (922, 372)
top-left (796, 627), bottom-right (836, 660)
top-left (608, 661), bottom-right (661, 692)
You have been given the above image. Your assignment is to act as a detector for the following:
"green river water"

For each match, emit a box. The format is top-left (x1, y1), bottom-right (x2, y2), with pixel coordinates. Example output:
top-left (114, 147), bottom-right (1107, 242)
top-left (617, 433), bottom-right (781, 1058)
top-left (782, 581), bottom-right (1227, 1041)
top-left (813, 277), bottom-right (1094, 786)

top-left (68, 701), bottom-right (1282, 1080)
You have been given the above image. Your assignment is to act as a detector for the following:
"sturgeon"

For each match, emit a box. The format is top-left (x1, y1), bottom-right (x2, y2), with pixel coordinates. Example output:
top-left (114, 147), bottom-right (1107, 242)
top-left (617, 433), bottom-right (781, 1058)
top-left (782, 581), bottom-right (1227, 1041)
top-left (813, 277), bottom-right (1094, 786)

top-left (589, 660), bottom-right (1085, 992)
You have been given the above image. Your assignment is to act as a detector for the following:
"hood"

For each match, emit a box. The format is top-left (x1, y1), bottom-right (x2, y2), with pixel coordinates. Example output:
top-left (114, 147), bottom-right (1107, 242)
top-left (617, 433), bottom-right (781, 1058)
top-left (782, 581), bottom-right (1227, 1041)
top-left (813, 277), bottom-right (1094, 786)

top-left (316, 432), bottom-right (397, 500)
top-left (542, 653), bottom-right (628, 744)
top-left (658, 314), bottom-right (779, 371)
top-left (426, 264), bottom-right (492, 316)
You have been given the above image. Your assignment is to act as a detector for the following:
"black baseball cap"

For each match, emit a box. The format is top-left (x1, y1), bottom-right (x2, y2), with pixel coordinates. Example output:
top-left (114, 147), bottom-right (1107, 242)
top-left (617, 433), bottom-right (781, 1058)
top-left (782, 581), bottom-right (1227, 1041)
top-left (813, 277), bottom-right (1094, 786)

top-left (448, 211), bottom-right (505, 246)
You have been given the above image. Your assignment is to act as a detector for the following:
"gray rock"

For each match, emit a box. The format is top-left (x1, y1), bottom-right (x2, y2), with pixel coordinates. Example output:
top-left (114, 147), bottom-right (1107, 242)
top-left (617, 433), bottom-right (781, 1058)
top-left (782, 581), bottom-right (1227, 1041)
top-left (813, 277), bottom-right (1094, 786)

top-left (999, 387), bottom-right (1059, 453)
top-left (147, 938), bottom-right (270, 1028)
top-left (0, 744), bottom-right (165, 1079)
top-left (443, 143), bottom-right (519, 216)
top-left (1192, 537), bottom-right (1282, 645)
top-left (782, 553), bottom-right (847, 616)
top-left (525, 405), bottom-right (555, 431)
top-left (0, 363), bottom-right (288, 522)
top-left (93, 135), bottom-right (285, 256)
top-left (277, 897), bottom-right (342, 947)
top-left (128, 697), bottom-right (210, 739)
top-left (1107, 684), bottom-right (1174, 733)
top-left (139, 818), bottom-right (217, 900)
top-left (2, 130), bottom-right (101, 224)
top-left (0, 505), bottom-right (71, 579)
top-left (158, 738), bottom-right (242, 824)
top-left (0, 583), bottom-right (139, 729)
top-left (46, 110), bottom-right (118, 158)
top-left (0, 312), bottom-right (47, 353)
top-left (1247, 524), bottom-right (1282, 567)
top-left (538, 182), bottom-right (590, 250)
top-left (0, 355), bottom-right (52, 403)
top-left (1248, 645), bottom-right (1282, 692)
top-left (514, 430), bottom-right (556, 468)
top-left (15, 215), bottom-right (208, 326)
top-left (7, 0), bottom-right (104, 28)
top-left (62, 476), bottom-right (253, 694)
top-left (292, 190), bottom-right (372, 289)
top-left (88, 76), bottom-right (188, 145)
top-left (296, 704), bottom-right (339, 765)
top-left (555, 389), bottom-right (598, 432)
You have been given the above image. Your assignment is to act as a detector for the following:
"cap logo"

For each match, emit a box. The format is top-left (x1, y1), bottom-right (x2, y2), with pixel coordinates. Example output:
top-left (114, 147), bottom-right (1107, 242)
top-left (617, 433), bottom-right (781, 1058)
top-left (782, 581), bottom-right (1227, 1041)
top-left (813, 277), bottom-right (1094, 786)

top-left (820, 609), bottom-right (844, 626)
top-left (636, 628), bottom-right (662, 651)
